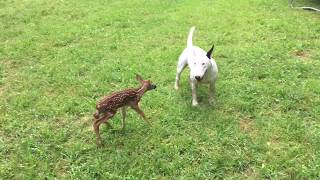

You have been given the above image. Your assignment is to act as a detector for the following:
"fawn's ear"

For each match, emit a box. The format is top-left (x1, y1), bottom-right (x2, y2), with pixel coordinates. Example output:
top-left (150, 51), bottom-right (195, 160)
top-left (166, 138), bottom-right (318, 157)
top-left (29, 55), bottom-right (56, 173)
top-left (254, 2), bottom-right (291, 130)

top-left (136, 74), bottom-right (144, 84)
top-left (206, 44), bottom-right (215, 59)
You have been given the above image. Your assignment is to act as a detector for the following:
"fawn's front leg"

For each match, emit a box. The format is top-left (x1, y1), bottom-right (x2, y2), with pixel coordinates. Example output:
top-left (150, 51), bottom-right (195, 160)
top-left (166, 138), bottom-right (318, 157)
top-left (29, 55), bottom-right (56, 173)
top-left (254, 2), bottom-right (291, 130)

top-left (131, 104), bottom-right (151, 126)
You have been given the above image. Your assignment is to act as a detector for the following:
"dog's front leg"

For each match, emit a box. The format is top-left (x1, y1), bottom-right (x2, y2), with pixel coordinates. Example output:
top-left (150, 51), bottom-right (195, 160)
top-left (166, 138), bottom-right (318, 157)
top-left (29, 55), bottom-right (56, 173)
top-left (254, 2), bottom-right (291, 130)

top-left (191, 81), bottom-right (199, 106)
top-left (209, 82), bottom-right (216, 105)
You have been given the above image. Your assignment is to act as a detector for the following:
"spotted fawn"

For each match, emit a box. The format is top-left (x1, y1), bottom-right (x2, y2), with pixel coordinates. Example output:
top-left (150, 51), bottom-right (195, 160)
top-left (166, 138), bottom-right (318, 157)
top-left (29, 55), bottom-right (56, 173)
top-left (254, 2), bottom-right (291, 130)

top-left (93, 74), bottom-right (156, 146)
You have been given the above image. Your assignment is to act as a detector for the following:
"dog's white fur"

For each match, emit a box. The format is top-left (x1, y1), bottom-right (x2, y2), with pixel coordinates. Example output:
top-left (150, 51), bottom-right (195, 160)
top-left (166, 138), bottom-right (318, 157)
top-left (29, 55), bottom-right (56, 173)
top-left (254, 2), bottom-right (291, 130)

top-left (174, 27), bottom-right (218, 106)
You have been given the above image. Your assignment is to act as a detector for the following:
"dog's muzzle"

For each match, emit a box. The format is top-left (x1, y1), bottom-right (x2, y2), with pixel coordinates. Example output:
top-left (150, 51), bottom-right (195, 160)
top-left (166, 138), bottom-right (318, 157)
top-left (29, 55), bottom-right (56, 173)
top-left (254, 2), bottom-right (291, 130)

top-left (195, 76), bottom-right (203, 81)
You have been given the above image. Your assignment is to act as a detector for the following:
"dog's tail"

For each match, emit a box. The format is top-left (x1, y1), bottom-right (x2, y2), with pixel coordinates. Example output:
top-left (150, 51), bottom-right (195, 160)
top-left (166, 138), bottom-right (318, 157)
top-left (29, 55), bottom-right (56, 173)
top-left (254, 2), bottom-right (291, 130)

top-left (187, 26), bottom-right (195, 48)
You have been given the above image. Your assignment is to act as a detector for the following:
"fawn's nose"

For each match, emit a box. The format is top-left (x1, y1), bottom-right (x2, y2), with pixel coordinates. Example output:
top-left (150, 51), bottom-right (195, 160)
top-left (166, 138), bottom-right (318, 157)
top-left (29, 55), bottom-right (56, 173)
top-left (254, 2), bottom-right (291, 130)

top-left (152, 84), bottom-right (157, 89)
top-left (195, 76), bottom-right (201, 81)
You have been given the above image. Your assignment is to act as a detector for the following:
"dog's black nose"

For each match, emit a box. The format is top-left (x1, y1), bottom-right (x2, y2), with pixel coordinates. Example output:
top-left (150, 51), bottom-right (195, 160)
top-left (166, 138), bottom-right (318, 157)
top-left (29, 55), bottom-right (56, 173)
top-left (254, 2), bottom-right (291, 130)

top-left (195, 76), bottom-right (201, 81)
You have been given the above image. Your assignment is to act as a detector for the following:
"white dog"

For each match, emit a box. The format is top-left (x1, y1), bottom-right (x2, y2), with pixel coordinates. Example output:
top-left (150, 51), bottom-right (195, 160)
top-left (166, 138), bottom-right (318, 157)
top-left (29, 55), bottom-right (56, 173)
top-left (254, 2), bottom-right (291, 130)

top-left (174, 27), bottom-right (218, 106)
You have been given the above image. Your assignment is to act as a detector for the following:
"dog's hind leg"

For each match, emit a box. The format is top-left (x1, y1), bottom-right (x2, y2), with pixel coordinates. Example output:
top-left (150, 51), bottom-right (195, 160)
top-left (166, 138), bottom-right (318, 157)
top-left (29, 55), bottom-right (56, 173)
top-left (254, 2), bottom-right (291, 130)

top-left (175, 55), bottom-right (188, 90)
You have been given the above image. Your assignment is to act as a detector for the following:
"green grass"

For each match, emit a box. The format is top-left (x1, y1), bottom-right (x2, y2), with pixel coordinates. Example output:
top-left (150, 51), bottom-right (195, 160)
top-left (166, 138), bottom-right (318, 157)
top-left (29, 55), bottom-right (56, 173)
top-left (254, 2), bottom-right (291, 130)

top-left (1, 0), bottom-right (320, 178)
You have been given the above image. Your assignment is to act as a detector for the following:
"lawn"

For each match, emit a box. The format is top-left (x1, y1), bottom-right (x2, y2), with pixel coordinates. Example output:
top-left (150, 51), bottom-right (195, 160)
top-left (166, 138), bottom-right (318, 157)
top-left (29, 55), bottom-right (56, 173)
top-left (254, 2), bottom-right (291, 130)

top-left (1, 0), bottom-right (320, 179)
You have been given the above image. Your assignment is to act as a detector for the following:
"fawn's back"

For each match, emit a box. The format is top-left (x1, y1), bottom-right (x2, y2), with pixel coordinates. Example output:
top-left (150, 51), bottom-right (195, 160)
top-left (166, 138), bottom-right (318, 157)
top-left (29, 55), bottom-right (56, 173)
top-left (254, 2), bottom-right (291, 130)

top-left (96, 88), bottom-right (139, 112)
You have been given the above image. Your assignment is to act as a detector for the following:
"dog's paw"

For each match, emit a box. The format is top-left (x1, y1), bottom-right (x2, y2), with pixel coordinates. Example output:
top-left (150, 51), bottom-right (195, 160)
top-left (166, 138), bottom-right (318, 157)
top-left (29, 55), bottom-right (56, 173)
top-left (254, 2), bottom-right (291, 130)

top-left (174, 84), bottom-right (179, 90)
top-left (192, 100), bottom-right (199, 106)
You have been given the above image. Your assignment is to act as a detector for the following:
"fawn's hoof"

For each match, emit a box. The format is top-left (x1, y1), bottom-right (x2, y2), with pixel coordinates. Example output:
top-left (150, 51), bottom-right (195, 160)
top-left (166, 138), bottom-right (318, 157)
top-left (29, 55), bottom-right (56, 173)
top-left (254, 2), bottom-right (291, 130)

top-left (209, 98), bottom-right (216, 105)
top-left (96, 139), bottom-right (103, 148)
top-left (96, 143), bottom-right (102, 148)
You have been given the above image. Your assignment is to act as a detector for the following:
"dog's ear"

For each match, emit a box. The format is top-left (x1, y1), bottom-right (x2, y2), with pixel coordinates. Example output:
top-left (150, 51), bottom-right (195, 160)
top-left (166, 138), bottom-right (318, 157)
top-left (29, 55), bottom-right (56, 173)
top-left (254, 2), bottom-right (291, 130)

top-left (206, 44), bottom-right (215, 59)
top-left (136, 74), bottom-right (144, 84)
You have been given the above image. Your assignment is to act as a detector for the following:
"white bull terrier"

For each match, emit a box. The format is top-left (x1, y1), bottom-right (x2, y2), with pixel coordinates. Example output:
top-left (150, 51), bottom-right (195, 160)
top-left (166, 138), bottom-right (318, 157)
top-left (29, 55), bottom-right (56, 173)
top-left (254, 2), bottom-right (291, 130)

top-left (174, 27), bottom-right (218, 106)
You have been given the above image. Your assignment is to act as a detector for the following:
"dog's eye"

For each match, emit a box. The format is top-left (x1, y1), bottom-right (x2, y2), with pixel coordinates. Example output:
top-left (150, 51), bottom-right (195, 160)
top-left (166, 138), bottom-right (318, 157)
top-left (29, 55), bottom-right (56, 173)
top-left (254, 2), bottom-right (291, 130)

top-left (202, 63), bottom-right (205, 65)
top-left (194, 62), bottom-right (196, 65)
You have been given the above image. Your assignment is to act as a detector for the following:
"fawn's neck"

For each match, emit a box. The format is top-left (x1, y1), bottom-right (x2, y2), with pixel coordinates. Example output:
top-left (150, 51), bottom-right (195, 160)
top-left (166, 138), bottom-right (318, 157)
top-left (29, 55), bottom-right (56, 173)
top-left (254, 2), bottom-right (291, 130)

top-left (137, 85), bottom-right (147, 97)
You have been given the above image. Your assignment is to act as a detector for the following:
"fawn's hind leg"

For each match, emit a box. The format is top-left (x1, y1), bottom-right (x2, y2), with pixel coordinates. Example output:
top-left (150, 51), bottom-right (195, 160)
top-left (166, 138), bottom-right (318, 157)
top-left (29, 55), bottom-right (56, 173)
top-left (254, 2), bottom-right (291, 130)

top-left (121, 107), bottom-right (127, 130)
top-left (94, 111), bottom-right (112, 129)
top-left (93, 111), bottom-right (116, 147)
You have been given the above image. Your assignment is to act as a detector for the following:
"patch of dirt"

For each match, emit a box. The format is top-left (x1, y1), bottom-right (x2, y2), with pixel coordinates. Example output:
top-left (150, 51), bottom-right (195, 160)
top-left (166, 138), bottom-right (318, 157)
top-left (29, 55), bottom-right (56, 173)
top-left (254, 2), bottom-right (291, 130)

top-left (0, 87), bottom-right (6, 96)
top-left (240, 118), bottom-right (253, 132)
top-left (49, 115), bottom-right (93, 133)
top-left (267, 135), bottom-right (282, 150)
top-left (243, 167), bottom-right (260, 179)
top-left (239, 116), bottom-right (259, 139)
top-left (291, 50), bottom-right (312, 60)
top-left (79, 116), bottom-right (93, 132)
